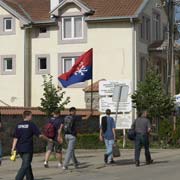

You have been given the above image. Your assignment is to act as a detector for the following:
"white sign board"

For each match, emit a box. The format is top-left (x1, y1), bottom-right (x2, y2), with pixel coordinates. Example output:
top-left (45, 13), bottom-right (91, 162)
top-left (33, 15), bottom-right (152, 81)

top-left (99, 80), bottom-right (131, 96)
top-left (175, 94), bottom-right (180, 107)
top-left (99, 97), bottom-right (132, 112)
top-left (100, 113), bottom-right (132, 129)
top-left (112, 85), bottom-right (129, 102)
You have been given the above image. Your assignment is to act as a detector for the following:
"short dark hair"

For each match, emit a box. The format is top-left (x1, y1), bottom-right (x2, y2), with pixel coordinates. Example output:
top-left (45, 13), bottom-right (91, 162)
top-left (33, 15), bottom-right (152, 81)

top-left (106, 109), bottom-right (111, 114)
top-left (53, 109), bottom-right (60, 115)
top-left (23, 111), bottom-right (32, 118)
top-left (69, 107), bottom-right (76, 112)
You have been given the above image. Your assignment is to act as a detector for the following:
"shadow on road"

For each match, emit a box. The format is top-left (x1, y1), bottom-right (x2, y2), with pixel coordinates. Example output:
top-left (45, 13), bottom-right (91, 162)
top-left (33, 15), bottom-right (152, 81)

top-left (35, 178), bottom-right (52, 180)
top-left (113, 159), bottom-right (135, 166)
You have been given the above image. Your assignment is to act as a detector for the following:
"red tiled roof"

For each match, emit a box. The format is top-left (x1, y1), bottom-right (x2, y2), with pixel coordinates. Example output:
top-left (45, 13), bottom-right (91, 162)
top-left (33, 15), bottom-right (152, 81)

top-left (0, 106), bottom-right (100, 116)
top-left (3, 0), bottom-right (50, 21)
top-left (82, 0), bottom-right (144, 18)
top-left (2, 0), bottom-right (144, 22)
top-left (84, 79), bottom-right (105, 92)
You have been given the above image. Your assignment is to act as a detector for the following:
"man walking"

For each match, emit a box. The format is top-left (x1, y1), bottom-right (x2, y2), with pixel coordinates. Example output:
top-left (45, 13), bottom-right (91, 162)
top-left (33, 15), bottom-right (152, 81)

top-left (11, 111), bottom-right (51, 180)
top-left (63, 107), bottom-right (80, 170)
top-left (44, 109), bottom-right (64, 168)
top-left (100, 109), bottom-right (116, 164)
top-left (132, 110), bottom-right (153, 167)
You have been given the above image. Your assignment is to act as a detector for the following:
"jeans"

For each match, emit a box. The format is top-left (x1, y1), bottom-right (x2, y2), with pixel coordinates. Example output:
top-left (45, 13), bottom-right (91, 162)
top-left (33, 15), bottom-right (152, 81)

top-left (15, 153), bottom-right (34, 180)
top-left (135, 133), bottom-right (151, 162)
top-left (104, 139), bottom-right (115, 163)
top-left (64, 134), bottom-right (78, 167)
top-left (0, 141), bottom-right (2, 161)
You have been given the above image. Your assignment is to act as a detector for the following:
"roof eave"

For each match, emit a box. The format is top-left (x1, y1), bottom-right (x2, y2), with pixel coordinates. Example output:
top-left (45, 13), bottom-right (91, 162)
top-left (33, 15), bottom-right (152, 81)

top-left (86, 15), bottom-right (139, 22)
top-left (0, 0), bottom-right (31, 25)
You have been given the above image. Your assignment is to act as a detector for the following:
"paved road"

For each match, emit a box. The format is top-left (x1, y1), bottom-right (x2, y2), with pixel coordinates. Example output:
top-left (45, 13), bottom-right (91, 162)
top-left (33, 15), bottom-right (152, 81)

top-left (0, 149), bottom-right (180, 180)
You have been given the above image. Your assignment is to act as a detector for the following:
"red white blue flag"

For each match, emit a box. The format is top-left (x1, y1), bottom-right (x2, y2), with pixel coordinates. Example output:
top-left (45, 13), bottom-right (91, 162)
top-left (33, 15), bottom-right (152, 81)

top-left (58, 48), bottom-right (93, 87)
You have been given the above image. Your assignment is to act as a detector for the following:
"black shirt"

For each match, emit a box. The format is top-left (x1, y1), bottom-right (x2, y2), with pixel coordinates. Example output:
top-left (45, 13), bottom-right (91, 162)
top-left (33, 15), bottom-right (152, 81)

top-left (64, 115), bottom-right (81, 136)
top-left (14, 121), bottom-right (41, 153)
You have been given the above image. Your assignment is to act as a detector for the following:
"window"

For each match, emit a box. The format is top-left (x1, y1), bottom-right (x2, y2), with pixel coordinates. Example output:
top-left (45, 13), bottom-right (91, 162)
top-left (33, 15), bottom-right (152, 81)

top-left (39, 58), bottom-right (47, 70)
top-left (35, 55), bottom-right (50, 74)
top-left (153, 12), bottom-right (161, 40)
top-left (3, 58), bottom-right (13, 71)
top-left (62, 57), bottom-right (77, 73)
top-left (62, 16), bottom-right (83, 40)
top-left (163, 25), bottom-right (168, 40)
top-left (4, 18), bottom-right (12, 32)
top-left (0, 55), bottom-right (16, 75)
top-left (39, 27), bottom-right (47, 34)
top-left (140, 15), bottom-right (151, 41)
top-left (140, 56), bottom-right (147, 81)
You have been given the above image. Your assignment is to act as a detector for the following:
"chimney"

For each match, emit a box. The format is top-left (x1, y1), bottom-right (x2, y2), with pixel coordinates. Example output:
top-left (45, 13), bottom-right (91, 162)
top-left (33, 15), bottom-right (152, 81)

top-left (50, 0), bottom-right (60, 11)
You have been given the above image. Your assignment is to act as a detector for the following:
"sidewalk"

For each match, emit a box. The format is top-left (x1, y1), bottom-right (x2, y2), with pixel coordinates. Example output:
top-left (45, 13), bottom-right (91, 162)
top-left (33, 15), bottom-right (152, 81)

top-left (0, 149), bottom-right (180, 180)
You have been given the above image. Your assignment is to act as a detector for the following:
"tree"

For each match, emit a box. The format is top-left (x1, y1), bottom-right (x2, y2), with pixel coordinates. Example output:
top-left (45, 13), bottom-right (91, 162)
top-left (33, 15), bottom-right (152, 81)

top-left (132, 68), bottom-right (175, 120)
top-left (40, 75), bottom-right (70, 116)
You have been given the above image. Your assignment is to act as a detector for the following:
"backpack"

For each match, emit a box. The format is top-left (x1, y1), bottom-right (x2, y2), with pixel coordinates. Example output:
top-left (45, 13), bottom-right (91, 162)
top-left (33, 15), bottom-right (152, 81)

top-left (101, 116), bottom-right (107, 133)
top-left (43, 122), bottom-right (55, 139)
top-left (64, 115), bottom-right (74, 134)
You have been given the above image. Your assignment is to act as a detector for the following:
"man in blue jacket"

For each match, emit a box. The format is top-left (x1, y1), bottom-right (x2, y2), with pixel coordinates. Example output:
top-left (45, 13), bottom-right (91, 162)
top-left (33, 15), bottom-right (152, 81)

top-left (11, 110), bottom-right (51, 180)
top-left (100, 109), bottom-right (116, 164)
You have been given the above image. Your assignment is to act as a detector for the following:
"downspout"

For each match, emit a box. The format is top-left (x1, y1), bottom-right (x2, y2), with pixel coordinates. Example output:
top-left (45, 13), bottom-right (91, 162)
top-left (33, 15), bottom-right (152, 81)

top-left (24, 27), bottom-right (32, 107)
top-left (130, 18), bottom-right (137, 119)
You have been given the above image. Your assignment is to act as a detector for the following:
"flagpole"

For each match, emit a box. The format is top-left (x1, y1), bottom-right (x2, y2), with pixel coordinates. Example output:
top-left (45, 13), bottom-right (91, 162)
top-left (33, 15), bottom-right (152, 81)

top-left (90, 49), bottom-right (93, 113)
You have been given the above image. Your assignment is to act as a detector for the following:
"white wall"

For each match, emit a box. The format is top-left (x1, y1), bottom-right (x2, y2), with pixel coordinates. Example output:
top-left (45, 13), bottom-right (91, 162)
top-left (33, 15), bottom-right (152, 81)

top-left (31, 4), bottom-right (134, 108)
top-left (0, 6), bottom-right (25, 106)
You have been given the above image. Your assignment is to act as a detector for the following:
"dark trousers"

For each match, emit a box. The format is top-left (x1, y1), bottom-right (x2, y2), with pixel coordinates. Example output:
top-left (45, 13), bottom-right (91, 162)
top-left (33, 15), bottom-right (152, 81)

top-left (135, 133), bottom-right (151, 162)
top-left (15, 153), bottom-right (34, 180)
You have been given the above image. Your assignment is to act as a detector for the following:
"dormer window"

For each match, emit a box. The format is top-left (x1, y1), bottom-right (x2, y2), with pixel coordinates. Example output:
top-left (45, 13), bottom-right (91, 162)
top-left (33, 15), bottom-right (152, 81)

top-left (62, 16), bottom-right (84, 40)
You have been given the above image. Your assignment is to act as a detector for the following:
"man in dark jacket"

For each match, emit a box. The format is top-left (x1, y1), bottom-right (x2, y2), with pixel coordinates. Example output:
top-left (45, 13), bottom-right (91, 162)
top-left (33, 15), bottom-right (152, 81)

top-left (100, 109), bottom-right (116, 164)
top-left (11, 111), bottom-right (51, 180)
top-left (132, 110), bottom-right (153, 167)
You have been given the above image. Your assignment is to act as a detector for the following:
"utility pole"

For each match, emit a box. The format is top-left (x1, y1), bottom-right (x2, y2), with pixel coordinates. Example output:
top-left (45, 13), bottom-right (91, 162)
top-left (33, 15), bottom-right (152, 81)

top-left (167, 0), bottom-right (175, 96)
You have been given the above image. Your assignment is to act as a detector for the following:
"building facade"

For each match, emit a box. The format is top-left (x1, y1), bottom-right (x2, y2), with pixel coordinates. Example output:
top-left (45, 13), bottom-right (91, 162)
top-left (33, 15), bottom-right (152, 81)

top-left (0, 0), bottom-right (168, 108)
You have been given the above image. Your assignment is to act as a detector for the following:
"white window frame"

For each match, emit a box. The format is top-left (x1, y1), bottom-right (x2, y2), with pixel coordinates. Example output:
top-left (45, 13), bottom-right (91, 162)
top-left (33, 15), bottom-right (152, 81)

top-left (4, 18), bottom-right (13, 32)
top-left (38, 57), bottom-right (48, 71)
top-left (62, 16), bottom-right (84, 40)
top-left (0, 55), bottom-right (16, 75)
top-left (62, 57), bottom-right (76, 73)
top-left (3, 57), bottom-right (13, 72)
top-left (35, 54), bottom-right (50, 75)
top-left (153, 12), bottom-right (161, 40)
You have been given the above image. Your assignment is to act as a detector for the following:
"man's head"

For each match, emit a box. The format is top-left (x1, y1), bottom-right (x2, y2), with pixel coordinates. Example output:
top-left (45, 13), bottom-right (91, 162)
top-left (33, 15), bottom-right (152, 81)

top-left (23, 111), bottom-right (32, 121)
top-left (140, 110), bottom-right (148, 118)
top-left (69, 107), bottom-right (77, 115)
top-left (106, 109), bottom-right (111, 116)
top-left (52, 109), bottom-right (60, 118)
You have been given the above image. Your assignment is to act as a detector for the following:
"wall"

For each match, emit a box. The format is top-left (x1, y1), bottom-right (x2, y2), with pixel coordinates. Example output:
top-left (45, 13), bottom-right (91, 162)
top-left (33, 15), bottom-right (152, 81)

top-left (31, 3), bottom-right (133, 108)
top-left (0, 6), bottom-right (25, 106)
top-left (136, 0), bottom-right (168, 80)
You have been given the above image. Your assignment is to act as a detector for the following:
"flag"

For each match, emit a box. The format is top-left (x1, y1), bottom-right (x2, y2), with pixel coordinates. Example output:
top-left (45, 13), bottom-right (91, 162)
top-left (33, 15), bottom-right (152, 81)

top-left (58, 48), bottom-right (93, 87)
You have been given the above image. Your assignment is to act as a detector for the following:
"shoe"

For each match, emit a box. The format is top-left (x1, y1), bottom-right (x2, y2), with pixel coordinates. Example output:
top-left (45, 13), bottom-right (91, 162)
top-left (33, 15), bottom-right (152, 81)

top-left (146, 159), bottom-right (154, 165)
top-left (58, 163), bottom-right (62, 168)
top-left (135, 161), bottom-right (140, 167)
top-left (104, 154), bottom-right (108, 164)
top-left (110, 159), bottom-right (115, 164)
top-left (44, 161), bottom-right (49, 168)
top-left (62, 166), bottom-right (68, 170)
